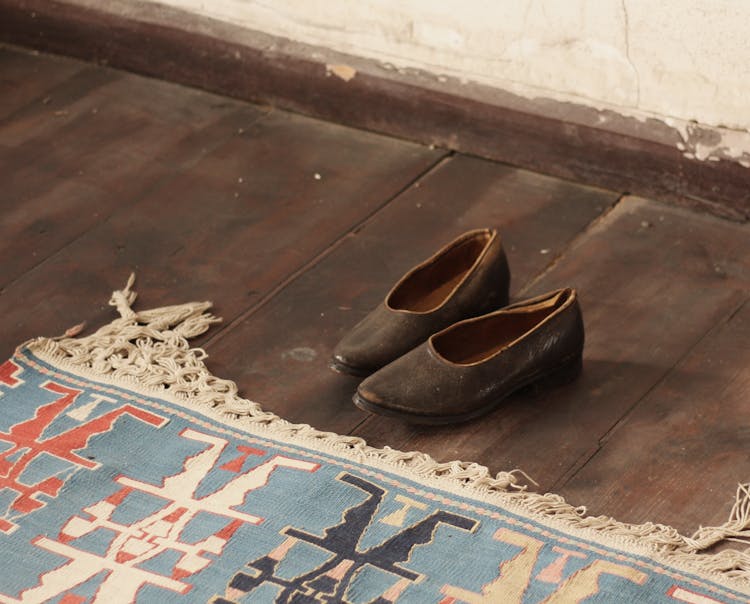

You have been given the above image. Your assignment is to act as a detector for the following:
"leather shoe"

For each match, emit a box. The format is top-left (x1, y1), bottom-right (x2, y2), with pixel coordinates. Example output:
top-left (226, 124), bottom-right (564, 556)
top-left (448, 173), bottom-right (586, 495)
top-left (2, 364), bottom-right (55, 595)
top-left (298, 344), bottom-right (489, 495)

top-left (331, 228), bottom-right (510, 376)
top-left (353, 288), bottom-right (584, 424)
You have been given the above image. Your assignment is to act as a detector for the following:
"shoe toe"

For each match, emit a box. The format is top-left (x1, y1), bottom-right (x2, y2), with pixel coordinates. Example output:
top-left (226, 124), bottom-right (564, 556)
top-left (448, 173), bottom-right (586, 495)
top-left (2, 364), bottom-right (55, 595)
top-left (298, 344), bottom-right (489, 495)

top-left (354, 349), bottom-right (431, 415)
top-left (330, 336), bottom-right (380, 376)
top-left (331, 305), bottom-right (416, 375)
top-left (355, 371), bottom-right (398, 411)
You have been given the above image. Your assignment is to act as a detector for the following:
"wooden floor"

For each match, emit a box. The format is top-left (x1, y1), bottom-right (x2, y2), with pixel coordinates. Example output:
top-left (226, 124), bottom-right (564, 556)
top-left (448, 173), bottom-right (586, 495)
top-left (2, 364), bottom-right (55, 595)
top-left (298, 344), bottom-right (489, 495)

top-left (3, 45), bottom-right (750, 535)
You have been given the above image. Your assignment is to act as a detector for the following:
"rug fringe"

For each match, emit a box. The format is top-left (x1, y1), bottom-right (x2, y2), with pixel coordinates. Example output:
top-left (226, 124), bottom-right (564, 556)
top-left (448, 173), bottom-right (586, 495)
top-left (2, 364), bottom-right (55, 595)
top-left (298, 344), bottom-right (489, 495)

top-left (26, 275), bottom-right (750, 591)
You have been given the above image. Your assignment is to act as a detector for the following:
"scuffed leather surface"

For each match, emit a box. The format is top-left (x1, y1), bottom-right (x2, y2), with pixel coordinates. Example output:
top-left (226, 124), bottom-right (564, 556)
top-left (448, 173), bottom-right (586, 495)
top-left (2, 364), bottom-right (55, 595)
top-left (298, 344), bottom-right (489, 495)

top-left (357, 291), bottom-right (584, 418)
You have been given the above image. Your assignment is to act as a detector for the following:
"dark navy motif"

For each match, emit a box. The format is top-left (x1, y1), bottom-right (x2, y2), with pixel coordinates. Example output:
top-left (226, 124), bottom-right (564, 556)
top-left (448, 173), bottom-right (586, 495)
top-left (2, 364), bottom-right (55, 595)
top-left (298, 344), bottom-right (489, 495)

top-left (214, 473), bottom-right (477, 603)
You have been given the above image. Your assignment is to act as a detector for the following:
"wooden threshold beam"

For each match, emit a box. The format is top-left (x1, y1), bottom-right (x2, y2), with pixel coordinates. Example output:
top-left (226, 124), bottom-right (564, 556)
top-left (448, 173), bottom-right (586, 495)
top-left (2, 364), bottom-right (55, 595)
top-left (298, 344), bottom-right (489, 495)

top-left (1, 0), bottom-right (748, 220)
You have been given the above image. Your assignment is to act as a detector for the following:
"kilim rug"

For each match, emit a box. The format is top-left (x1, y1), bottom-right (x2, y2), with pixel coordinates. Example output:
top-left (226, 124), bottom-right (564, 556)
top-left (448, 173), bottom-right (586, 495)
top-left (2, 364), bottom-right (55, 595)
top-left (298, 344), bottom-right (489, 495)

top-left (0, 277), bottom-right (748, 603)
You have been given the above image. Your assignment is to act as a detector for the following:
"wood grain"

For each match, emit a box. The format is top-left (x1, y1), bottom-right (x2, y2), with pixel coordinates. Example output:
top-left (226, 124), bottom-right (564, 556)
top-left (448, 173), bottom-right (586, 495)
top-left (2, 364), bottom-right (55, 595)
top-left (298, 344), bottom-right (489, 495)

top-left (561, 296), bottom-right (750, 533)
top-left (0, 66), bottom-right (260, 287)
top-left (0, 46), bottom-right (86, 119)
top-left (0, 51), bottom-right (444, 362)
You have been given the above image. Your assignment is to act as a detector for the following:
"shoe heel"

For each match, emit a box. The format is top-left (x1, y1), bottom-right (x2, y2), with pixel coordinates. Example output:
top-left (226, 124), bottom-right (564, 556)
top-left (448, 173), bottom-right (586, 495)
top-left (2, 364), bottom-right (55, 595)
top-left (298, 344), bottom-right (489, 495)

top-left (531, 354), bottom-right (582, 392)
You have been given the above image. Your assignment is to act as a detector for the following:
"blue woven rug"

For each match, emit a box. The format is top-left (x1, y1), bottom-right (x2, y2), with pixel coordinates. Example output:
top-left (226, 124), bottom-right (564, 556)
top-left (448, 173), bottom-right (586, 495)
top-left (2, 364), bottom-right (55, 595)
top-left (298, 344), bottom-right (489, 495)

top-left (0, 278), bottom-right (748, 603)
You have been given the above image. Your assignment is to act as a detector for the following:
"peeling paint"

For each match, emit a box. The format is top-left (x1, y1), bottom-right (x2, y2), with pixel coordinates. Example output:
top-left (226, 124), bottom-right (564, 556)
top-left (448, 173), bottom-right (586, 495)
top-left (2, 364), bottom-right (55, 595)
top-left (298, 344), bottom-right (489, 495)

top-left (666, 118), bottom-right (750, 166)
top-left (326, 63), bottom-right (357, 81)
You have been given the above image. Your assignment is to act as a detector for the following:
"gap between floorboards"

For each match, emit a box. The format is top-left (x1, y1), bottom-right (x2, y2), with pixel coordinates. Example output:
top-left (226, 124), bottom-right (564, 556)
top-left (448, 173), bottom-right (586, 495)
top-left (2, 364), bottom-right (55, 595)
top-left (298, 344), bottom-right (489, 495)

top-left (0, 105), bottom-right (272, 295)
top-left (551, 293), bottom-right (750, 493)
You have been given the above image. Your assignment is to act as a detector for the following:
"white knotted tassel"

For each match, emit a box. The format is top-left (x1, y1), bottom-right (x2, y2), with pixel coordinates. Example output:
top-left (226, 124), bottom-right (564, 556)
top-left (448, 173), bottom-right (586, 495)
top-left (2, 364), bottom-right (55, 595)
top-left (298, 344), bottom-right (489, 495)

top-left (109, 272), bottom-right (138, 319)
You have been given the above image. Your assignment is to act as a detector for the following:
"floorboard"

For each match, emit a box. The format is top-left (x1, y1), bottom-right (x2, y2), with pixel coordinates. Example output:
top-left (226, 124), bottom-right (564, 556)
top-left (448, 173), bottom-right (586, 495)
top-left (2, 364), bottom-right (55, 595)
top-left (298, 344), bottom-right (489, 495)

top-left (561, 280), bottom-right (750, 533)
top-left (0, 49), bottom-right (444, 362)
top-left (0, 46), bottom-right (86, 118)
top-left (1, 89), bottom-right (260, 287)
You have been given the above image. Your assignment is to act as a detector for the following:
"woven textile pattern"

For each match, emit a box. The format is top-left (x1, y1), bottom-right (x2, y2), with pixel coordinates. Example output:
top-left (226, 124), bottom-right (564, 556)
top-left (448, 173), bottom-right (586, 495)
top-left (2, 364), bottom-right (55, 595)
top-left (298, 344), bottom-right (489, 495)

top-left (0, 346), bottom-right (745, 604)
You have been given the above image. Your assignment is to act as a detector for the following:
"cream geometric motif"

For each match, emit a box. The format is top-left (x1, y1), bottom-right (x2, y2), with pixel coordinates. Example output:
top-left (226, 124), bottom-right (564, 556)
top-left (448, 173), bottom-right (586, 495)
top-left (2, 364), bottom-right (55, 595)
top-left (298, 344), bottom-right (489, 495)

top-left (0, 428), bottom-right (318, 603)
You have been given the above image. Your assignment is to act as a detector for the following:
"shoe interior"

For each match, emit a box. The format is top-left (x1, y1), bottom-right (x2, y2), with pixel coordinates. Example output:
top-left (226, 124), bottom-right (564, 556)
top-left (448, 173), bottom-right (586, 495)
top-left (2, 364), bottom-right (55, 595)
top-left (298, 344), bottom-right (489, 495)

top-left (388, 231), bottom-right (492, 312)
top-left (433, 290), bottom-right (570, 364)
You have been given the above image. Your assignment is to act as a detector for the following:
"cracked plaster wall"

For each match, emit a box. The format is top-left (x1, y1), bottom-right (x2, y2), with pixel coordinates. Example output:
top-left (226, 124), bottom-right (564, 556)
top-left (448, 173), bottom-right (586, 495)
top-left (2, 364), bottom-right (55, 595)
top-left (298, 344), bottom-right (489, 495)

top-left (142, 0), bottom-right (750, 164)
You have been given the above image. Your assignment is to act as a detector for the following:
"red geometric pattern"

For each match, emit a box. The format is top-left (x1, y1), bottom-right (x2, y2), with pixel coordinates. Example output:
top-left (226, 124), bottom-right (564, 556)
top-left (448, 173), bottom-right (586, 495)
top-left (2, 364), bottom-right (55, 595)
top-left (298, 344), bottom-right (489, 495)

top-left (0, 380), bottom-right (166, 533)
top-left (0, 360), bottom-right (23, 389)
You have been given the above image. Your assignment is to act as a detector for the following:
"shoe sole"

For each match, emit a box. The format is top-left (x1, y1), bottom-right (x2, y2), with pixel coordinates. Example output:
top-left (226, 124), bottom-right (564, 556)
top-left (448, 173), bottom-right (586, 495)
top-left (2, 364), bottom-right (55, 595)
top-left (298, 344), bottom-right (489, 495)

top-left (352, 354), bottom-right (583, 425)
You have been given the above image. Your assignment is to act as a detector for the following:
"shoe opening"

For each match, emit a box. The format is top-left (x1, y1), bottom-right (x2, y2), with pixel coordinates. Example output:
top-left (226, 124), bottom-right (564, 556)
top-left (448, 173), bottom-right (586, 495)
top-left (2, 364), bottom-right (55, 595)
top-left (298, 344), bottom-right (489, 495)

top-left (433, 289), bottom-right (572, 365)
top-left (388, 230), bottom-right (493, 313)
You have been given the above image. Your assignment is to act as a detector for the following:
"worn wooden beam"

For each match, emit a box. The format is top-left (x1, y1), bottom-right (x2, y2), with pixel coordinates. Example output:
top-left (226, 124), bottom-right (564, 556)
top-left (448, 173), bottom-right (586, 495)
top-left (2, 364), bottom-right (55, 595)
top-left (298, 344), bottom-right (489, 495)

top-left (1, 0), bottom-right (748, 221)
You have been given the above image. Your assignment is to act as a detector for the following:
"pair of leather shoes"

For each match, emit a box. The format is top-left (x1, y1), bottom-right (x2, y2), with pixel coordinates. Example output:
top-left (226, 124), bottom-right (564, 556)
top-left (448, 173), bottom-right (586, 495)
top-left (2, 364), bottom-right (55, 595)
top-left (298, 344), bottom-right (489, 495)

top-left (331, 228), bottom-right (584, 425)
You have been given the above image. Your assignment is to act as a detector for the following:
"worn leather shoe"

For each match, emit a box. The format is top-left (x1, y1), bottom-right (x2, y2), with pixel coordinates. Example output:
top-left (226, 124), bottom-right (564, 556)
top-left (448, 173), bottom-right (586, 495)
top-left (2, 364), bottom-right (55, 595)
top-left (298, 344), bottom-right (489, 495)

top-left (353, 288), bottom-right (584, 424)
top-left (331, 228), bottom-right (510, 376)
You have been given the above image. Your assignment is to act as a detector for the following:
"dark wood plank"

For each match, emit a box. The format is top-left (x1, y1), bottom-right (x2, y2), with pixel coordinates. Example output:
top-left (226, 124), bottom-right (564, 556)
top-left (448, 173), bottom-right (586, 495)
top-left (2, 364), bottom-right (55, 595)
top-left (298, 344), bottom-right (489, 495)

top-left (352, 197), bottom-right (750, 510)
top-left (0, 50), bottom-right (265, 287)
top-left (1, 53), bottom-right (246, 202)
top-left (1, 1), bottom-right (748, 219)
top-left (0, 45), bottom-right (86, 118)
top-left (0, 105), bottom-right (444, 360)
top-left (204, 155), bottom-right (617, 430)
top-left (561, 296), bottom-right (750, 533)
top-left (0, 108), bottom-right (262, 286)
top-left (0, 61), bottom-right (119, 149)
